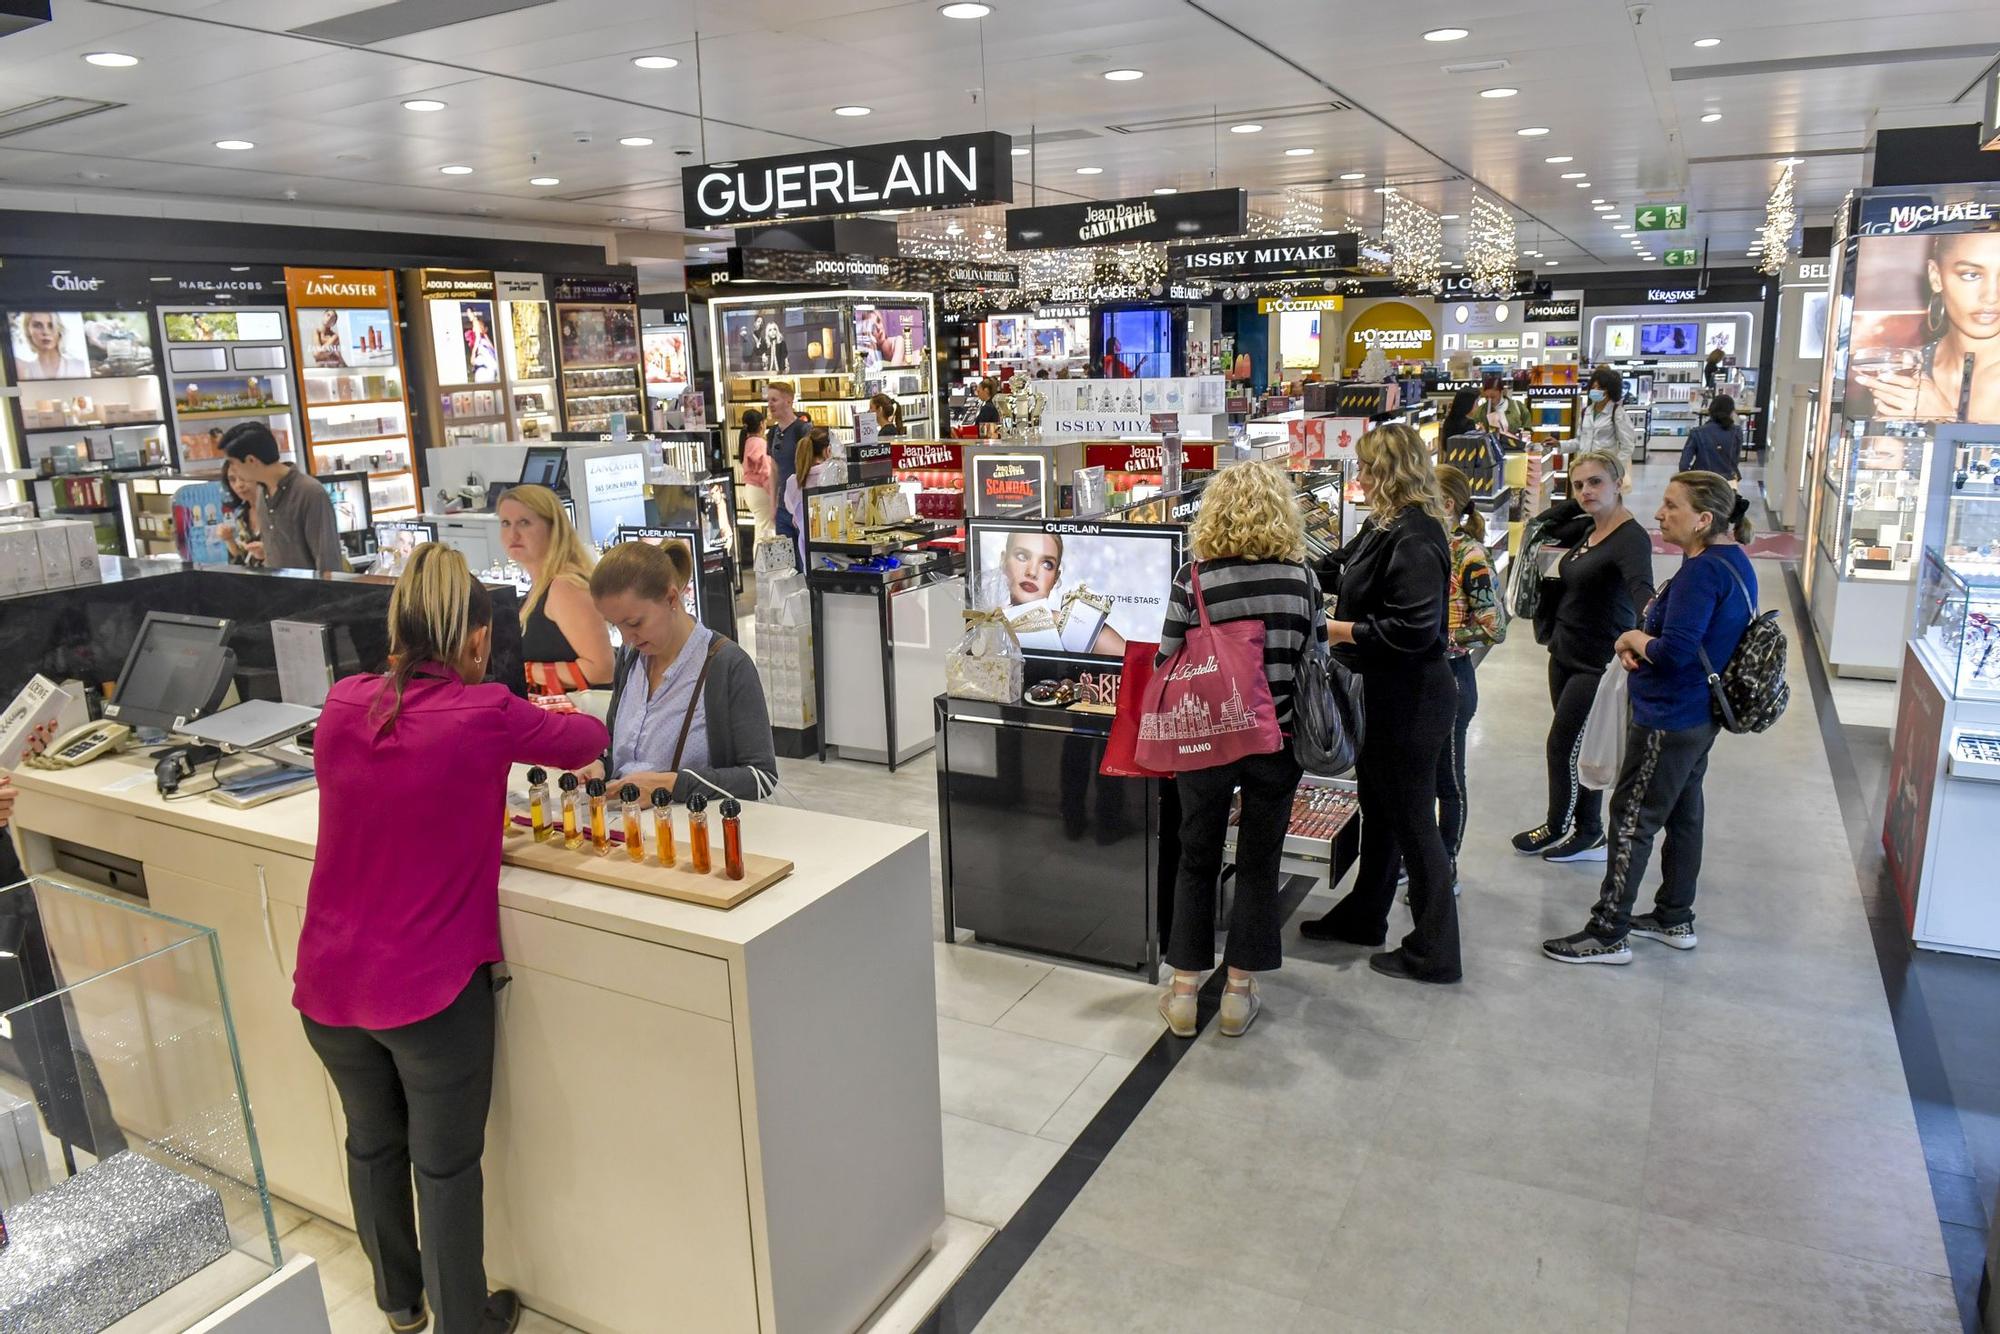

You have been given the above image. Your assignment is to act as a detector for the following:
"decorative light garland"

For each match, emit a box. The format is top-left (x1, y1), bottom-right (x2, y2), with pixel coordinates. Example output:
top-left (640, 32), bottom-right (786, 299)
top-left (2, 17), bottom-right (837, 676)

top-left (1757, 163), bottom-right (1796, 276)
top-left (1464, 193), bottom-right (1517, 296)
top-left (1384, 190), bottom-right (1444, 295)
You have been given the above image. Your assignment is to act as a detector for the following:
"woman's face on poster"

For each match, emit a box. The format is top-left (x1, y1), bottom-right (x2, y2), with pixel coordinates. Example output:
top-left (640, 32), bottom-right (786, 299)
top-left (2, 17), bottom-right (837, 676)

top-left (1929, 233), bottom-right (2000, 343)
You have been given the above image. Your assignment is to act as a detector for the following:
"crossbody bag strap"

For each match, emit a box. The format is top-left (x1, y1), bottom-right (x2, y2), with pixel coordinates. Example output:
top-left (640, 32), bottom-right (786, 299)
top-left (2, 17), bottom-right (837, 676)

top-left (668, 638), bottom-right (725, 772)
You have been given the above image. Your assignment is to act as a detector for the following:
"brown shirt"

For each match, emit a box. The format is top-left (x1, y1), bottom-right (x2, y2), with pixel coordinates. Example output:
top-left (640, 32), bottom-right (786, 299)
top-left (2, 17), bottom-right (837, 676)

top-left (257, 467), bottom-right (348, 574)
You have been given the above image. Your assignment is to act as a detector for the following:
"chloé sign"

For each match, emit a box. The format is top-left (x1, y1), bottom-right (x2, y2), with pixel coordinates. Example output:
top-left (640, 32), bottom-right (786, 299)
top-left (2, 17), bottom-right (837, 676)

top-left (681, 133), bottom-right (1012, 227)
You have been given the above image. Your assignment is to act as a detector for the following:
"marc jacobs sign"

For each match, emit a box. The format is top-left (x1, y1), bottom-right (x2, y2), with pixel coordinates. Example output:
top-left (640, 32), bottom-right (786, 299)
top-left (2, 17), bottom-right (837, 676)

top-left (681, 132), bottom-right (1012, 227)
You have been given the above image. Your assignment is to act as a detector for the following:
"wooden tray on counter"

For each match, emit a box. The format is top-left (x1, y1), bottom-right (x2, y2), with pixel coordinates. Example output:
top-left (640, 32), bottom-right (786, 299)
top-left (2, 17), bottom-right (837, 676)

top-left (502, 828), bottom-right (793, 909)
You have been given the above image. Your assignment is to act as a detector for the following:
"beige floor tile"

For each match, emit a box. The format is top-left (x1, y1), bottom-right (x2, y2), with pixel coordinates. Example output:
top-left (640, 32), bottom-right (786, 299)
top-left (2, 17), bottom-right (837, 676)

top-left (934, 941), bottom-right (1051, 1026)
top-left (941, 1113), bottom-right (1068, 1227)
top-left (1036, 1054), bottom-right (1137, 1144)
top-left (936, 1015), bottom-right (1104, 1135)
top-left (994, 964), bottom-right (1165, 1058)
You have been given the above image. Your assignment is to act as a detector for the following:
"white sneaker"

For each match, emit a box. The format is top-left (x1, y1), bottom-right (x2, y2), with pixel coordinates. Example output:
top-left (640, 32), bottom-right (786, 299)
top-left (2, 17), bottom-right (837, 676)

top-left (1218, 980), bottom-right (1260, 1037)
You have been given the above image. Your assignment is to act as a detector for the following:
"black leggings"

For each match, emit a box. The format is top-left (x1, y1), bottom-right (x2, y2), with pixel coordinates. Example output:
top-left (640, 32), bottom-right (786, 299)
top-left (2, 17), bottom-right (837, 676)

top-left (1545, 658), bottom-right (1606, 837)
top-left (1167, 749), bottom-right (1305, 974)
top-left (1435, 654), bottom-right (1478, 860)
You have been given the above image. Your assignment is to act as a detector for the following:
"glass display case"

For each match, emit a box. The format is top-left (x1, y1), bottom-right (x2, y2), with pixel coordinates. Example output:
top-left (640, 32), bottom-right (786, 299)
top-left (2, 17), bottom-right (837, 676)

top-left (1913, 553), bottom-right (2000, 702)
top-left (0, 875), bottom-right (281, 1330)
top-left (1816, 420), bottom-right (1934, 582)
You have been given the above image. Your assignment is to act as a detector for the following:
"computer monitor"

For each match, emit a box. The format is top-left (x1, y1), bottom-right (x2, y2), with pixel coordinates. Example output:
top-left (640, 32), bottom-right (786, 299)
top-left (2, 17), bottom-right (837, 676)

top-left (104, 612), bottom-right (237, 732)
top-left (314, 471), bottom-right (372, 536)
top-left (519, 446), bottom-right (566, 490)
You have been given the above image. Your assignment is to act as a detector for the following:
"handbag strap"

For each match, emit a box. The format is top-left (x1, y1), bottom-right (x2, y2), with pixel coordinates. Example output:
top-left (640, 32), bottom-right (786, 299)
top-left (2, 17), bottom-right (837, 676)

top-left (668, 638), bottom-right (725, 772)
top-left (1186, 560), bottom-right (1213, 629)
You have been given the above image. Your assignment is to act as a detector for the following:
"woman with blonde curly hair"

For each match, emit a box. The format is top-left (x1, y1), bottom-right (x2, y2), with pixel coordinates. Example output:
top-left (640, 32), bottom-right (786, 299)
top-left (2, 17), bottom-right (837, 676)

top-left (1157, 462), bottom-right (1325, 1039)
top-left (1300, 422), bottom-right (1462, 984)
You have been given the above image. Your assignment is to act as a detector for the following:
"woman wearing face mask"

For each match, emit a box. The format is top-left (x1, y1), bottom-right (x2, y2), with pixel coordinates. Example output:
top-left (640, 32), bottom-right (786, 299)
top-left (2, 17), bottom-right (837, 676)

top-left (1573, 366), bottom-right (1640, 464)
top-left (1856, 231), bottom-right (2000, 423)
top-left (1544, 472), bottom-right (1755, 964)
top-left (1512, 448), bottom-right (1655, 863)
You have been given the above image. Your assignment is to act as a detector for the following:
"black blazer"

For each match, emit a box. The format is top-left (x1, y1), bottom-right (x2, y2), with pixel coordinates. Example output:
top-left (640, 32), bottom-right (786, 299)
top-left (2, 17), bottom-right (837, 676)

top-left (1328, 507), bottom-right (1451, 672)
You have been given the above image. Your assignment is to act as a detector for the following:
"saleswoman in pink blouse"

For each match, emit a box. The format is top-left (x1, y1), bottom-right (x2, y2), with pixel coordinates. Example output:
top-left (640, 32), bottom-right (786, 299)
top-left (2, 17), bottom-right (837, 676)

top-left (293, 544), bottom-right (606, 1334)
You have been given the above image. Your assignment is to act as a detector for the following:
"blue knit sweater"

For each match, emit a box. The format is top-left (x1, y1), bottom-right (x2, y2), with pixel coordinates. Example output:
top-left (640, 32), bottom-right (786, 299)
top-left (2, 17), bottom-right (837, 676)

top-left (1629, 546), bottom-right (1756, 731)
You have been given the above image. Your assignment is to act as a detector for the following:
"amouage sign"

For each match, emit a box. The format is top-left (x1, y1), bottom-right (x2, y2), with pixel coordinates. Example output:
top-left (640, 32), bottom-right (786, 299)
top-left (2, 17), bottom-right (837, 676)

top-left (682, 132), bottom-right (1012, 227)
top-left (1167, 234), bottom-right (1361, 280)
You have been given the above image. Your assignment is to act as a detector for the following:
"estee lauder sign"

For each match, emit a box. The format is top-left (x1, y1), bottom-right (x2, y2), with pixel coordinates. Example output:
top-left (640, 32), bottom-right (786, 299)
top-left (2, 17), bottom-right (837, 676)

top-left (284, 267), bottom-right (391, 307)
top-left (1167, 234), bottom-right (1361, 280)
top-left (682, 132), bottom-right (1012, 227)
top-left (1006, 189), bottom-right (1248, 251)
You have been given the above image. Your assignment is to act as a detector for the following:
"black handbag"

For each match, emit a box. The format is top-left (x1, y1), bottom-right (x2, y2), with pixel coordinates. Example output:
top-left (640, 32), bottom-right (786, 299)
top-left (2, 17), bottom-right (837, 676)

top-left (1292, 647), bottom-right (1365, 776)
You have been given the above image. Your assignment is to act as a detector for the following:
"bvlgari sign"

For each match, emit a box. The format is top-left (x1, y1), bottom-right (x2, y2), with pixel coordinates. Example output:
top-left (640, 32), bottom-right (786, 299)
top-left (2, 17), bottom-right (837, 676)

top-left (1006, 189), bottom-right (1248, 251)
top-left (1166, 233), bottom-right (1361, 280)
top-left (682, 132), bottom-right (1012, 227)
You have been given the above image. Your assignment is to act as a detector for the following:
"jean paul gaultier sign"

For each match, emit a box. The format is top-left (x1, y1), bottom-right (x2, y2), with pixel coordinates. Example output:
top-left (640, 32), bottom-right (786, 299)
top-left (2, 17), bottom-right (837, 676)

top-left (1166, 233), bottom-right (1361, 280)
top-left (682, 132), bottom-right (1013, 227)
top-left (1005, 189), bottom-right (1248, 251)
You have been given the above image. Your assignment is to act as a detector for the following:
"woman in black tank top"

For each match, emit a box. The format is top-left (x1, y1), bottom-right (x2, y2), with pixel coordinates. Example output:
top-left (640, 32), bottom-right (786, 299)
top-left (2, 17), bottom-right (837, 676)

top-left (498, 485), bottom-right (613, 695)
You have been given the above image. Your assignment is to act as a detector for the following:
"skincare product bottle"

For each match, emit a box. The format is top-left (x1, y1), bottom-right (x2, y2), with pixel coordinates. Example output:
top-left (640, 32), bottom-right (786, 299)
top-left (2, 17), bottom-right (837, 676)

top-left (559, 772), bottom-right (582, 849)
top-left (651, 787), bottom-right (676, 867)
top-left (586, 778), bottom-right (610, 855)
top-left (720, 799), bottom-right (744, 880)
top-left (686, 793), bottom-right (712, 874)
top-left (526, 767), bottom-right (551, 842)
top-left (621, 783), bottom-right (644, 862)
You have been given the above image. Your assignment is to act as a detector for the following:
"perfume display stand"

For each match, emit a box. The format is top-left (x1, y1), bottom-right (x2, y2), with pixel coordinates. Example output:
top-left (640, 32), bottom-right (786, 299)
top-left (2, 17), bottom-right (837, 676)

top-left (500, 823), bottom-right (792, 909)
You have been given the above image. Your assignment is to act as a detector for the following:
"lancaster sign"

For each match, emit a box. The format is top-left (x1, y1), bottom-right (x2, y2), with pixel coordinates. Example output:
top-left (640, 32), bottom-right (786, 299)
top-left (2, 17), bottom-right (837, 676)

top-left (1006, 189), bottom-right (1247, 251)
top-left (1167, 234), bottom-right (1361, 280)
top-left (681, 132), bottom-right (1012, 227)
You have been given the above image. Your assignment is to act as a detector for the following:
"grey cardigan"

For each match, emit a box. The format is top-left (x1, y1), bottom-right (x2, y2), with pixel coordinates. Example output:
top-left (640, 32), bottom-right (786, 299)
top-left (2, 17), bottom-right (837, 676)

top-left (603, 637), bottom-right (779, 802)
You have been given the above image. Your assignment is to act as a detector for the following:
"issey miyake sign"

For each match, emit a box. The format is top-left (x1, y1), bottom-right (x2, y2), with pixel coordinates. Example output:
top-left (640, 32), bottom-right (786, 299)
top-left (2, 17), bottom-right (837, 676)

top-left (682, 132), bottom-right (1012, 227)
top-left (1166, 234), bottom-right (1362, 280)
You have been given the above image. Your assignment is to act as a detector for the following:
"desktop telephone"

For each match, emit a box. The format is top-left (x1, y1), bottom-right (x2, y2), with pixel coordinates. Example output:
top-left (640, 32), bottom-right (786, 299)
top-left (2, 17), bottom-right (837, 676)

top-left (28, 721), bottom-right (134, 769)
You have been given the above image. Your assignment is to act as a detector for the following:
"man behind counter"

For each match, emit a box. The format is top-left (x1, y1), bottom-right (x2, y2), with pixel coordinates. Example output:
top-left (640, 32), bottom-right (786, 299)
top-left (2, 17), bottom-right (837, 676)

top-left (221, 421), bottom-right (348, 575)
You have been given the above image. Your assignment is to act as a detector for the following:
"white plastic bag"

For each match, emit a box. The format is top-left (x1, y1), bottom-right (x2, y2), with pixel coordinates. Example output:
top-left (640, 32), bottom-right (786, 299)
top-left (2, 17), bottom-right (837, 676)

top-left (1578, 666), bottom-right (1629, 791)
top-left (945, 609), bottom-right (1025, 704)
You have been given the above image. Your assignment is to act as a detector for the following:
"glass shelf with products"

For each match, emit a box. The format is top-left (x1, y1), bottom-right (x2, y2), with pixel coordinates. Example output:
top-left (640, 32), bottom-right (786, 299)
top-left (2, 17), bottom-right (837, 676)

top-left (1911, 424), bottom-right (2000, 700)
top-left (1815, 419), bottom-right (1934, 583)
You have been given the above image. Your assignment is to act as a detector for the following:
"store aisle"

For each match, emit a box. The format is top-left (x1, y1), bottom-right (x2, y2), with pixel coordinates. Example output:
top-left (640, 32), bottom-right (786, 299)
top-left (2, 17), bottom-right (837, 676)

top-left (972, 554), bottom-right (1962, 1333)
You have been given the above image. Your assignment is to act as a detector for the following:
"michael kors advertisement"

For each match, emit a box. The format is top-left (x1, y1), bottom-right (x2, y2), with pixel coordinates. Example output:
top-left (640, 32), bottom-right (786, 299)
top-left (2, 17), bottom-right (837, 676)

top-left (1005, 189), bottom-right (1247, 251)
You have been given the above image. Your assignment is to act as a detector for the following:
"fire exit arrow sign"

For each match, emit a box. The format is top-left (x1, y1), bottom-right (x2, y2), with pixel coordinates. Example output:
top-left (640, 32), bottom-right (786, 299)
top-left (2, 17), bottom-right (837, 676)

top-left (1635, 203), bottom-right (1689, 231)
top-left (1663, 248), bottom-right (1700, 267)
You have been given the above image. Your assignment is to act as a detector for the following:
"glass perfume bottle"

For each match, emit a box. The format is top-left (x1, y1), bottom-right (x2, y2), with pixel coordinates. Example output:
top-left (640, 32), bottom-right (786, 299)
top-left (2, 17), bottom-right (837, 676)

top-left (720, 798), bottom-right (744, 880)
top-left (586, 778), bottom-right (610, 856)
top-left (526, 767), bottom-right (551, 842)
top-left (620, 783), bottom-right (644, 862)
top-left (651, 787), bottom-right (676, 868)
top-left (559, 772), bottom-right (582, 849)
top-left (686, 793), bottom-right (711, 874)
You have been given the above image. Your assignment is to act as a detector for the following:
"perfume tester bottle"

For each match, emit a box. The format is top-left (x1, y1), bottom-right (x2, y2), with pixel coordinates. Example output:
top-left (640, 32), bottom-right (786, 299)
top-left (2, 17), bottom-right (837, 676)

top-left (526, 767), bottom-right (551, 842)
top-left (620, 783), bottom-right (645, 862)
top-left (559, 772), bottom-right (582, 849)
top-left (586, 778), bottom-right (610, 856)
top-left (720, 799), bottom-right (745, 881)
top-left (651, 788), bottom-right (677, 867)
top-left (686, 793), bottom-right (712, 873)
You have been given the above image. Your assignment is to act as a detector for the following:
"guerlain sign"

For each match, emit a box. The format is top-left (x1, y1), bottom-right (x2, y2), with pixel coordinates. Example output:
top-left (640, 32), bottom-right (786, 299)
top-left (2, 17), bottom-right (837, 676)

top-left (682, 132), bottom-right (1012, 227)
top-left (1005, 189), bottom-right (1248, 251)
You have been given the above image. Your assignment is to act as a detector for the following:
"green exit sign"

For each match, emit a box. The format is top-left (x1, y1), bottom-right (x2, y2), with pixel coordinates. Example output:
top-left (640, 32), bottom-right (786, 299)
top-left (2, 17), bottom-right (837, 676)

top-left (1663, 248), bottom-right (1700, 267)
top-left (1635, 203), bottom-right (1689, 231)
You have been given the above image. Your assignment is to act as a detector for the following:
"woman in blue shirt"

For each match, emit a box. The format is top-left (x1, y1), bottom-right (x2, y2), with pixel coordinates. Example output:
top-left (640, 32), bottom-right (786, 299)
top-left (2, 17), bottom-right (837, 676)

top-left (1544, 471), bottom-right (1755, 965)
top-left (1679, 394), bottom-right (1745, 482)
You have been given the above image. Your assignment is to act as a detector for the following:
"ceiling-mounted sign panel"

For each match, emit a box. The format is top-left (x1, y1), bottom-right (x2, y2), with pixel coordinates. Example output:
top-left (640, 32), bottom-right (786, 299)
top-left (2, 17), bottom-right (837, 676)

top-left (1634, 203), bottom-right (1689, 232)
top-left (726, 248), bottom-right (1017, 290)
top-left (1523, 298), bottom-right (1579, 322)
top-left (1166, 234), bottom-right (1361, 280)
top-left (681, 132), bottom-right (1012, 227)
top-left (1005, 188), bottom-right (1248, 251)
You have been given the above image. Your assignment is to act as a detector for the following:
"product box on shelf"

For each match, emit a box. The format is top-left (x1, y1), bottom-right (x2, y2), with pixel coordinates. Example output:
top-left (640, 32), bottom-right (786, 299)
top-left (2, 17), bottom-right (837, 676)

top-left (1330, 382), bottom-right (1399, 416)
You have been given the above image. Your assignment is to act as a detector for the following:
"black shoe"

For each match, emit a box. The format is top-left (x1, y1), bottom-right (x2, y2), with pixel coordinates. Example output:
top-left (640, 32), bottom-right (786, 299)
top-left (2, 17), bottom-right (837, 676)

top-left (1298, 910), bottom-right (1385, 947)
top-left (1541, 831), bottom-right (1608, 863)
top-left (1541, 929), bottom-right (1632, 965)
top-left (1367, 948), bottom-right (1461, 984)
top-left (1512, 824), bottom-right (1567, 855)
top-left (1629, 912), bottom-right (1698, 950)
top-left (387, 1299), bottom-right (428, 1334)
top-left (479, 1290), bottom-right (522, 1334)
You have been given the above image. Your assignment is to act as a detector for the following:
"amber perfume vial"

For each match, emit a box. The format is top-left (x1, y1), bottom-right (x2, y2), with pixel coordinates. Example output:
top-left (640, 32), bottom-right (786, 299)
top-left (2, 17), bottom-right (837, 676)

top-left (620, 783), bottom-right (644, 862)
top-left (526, 767), bottom-right (551, 842)
top-left (720, 798), bottom-right (744, 880)
top-left (651, 787), bottom-right (676, 867)
top-left (559, 772), bottom-right (582, 849)
top-left (686, 793), bottom-right (711, 874)
top-left (586, 778), bottom-right (610, 855)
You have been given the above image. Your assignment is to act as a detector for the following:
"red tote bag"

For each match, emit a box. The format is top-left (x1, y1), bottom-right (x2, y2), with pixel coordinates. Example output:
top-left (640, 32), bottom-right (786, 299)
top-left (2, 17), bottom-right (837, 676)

top-left (1134, 562), bottom-right (1283, 773)
top-left (1101, 640), bottom-right (1166, 779)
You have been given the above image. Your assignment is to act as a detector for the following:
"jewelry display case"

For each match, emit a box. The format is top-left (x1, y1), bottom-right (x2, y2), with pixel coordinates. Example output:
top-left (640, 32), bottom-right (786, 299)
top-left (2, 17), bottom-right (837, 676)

top-left (1816, 421), bottom-right (1934, 583)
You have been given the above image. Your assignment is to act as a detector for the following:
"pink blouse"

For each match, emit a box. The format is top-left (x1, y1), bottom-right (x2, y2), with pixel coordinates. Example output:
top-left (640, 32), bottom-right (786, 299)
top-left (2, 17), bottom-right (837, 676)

top-left (741, 434), bottom-right (773, 491)
top-left (292, 666), bottom-right (608, 1029)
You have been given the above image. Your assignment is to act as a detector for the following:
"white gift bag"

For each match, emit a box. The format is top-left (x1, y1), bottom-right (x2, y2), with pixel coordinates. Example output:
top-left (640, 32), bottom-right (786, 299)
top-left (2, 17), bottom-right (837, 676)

top-left (1578, 666), bottom-right (1629, 791)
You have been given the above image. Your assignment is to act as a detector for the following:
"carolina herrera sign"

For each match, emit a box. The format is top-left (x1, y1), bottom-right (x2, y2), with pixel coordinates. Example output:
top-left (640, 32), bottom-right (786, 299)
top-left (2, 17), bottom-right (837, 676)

top-left (1006, 189), bottom-right (1248, 251)
top-left (682, 132), bottom-right (1012, 227)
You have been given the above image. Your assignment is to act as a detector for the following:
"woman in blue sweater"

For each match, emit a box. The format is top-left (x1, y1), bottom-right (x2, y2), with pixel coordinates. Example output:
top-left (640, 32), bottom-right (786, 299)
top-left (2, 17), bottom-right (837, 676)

top-left (1543, 471), bottom-right (1755, 964)
top-left (1679, 394), bottom-right (1744, 482)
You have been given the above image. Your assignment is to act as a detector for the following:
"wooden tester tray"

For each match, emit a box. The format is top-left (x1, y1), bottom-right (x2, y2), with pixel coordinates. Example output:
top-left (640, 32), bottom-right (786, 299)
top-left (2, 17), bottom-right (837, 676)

top-left (502, 827), bottom-right (794, 910)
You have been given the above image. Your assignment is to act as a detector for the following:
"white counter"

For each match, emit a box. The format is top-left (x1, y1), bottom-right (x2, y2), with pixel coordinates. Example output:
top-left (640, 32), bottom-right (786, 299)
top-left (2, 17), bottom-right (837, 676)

top-left (10, 755), bottom-right (945, 1334)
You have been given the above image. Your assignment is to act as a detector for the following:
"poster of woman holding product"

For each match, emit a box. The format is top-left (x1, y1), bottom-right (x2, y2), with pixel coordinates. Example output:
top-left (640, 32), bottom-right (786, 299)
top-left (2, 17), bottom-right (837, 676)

top-left (1847, 230), bottom-right (2000, 424)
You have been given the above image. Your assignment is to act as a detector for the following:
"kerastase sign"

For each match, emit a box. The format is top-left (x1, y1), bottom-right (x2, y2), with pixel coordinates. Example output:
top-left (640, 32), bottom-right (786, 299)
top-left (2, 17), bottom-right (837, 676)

top-left (1005, 189), bottom-right (1247, 251)
top-left (1166, 234), bottom-right (1361, 280)
top-left (682, 132), bottom-right (1012, 227)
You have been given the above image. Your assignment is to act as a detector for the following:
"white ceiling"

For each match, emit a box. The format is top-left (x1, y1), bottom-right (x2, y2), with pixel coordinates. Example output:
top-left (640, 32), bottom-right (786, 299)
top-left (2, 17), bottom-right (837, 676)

top-left (1, 0), bottom-right (1996, 274)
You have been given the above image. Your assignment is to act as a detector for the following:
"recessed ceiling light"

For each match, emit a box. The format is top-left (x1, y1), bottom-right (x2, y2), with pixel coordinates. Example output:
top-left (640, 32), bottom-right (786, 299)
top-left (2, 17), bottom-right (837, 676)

top-left (1521, 249), bottom-right (1536, 256)
top-left (1010, 146), bottom-right (1031, 156)
top-left (1424, 27), bottom-right (1471, 41)
top-left (632, 55), bottom-right (680, 69)
top-left (1545, 155), bottom-right (1573, 164)
top-left (1693, 36), bottom-right (1722, 48)
top-left (1560, 171), bottom-right (1587, 179)
top-left (1576, 181), bottom-right (1592, 188)
top-left (440, 164), bottom-right (473, 175)
top-left (939, 1), bottom-right (993, 15)
top-left (1154, 187), bottom-right (1178, 194)
top-left (1339, 171), bottom-right (1366, 181)
top-left (1517, 126), bottom-right (1550, 137)
top-left (1700, 112), bottom-right (1722, 123)
top-left (1480, 87), bottom-right (1518, 99)
top-left (214, 139), bottom-right (254, 151)
top-left (833, 105), bottom-right (871, 117)
top-left (1230, 123), bottom-right (1263, 134)
top-left (1075, 166), bottom-right (1103, 174)
top-left (1103, 68), bottom-right (1144, 81)
top-left (1605, 213), bottom-right (1624, 220)
top-left (1591, 198), bottom-right (1607, 204)
top-left (83, 52), bottom-right (139, 67)
top-left (403, 99), bottom-right (447, 112)
top-left (530, 176), bottom-right (561, 186)
top-left (1285, 147), bottom-right (1315, 157)
top-left (1373, 186), bottom-right (1395, 194)
top-left (1615, 226), bottom-right (1632, 233)
top-left (1440, 213), bottom-right (1461, 219)
top-left (1545, 259), bottom-right (1559, 266)
top-left (619, 136), bottom-right (654, 146)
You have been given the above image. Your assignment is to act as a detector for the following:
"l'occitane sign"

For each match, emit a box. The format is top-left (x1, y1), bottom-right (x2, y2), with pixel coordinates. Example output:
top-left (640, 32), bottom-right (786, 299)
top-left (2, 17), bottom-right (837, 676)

top-left (1344, 300), bottom-right (1435, 370)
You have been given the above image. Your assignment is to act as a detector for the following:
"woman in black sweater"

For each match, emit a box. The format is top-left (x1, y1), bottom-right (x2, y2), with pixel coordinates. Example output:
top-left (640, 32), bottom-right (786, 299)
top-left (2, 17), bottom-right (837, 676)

top-left (1441, 387), bottom-right (1480, 443)
top-left (1513, 448), bottom-right (1656, 862)
top-left (1300, 423), bottom-right (1461, 984)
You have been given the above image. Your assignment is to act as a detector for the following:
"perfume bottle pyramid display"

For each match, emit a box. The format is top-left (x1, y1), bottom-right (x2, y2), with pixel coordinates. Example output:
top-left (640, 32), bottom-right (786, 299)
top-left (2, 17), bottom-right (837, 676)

top-left (503, 771), bottom-right (792, 909)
